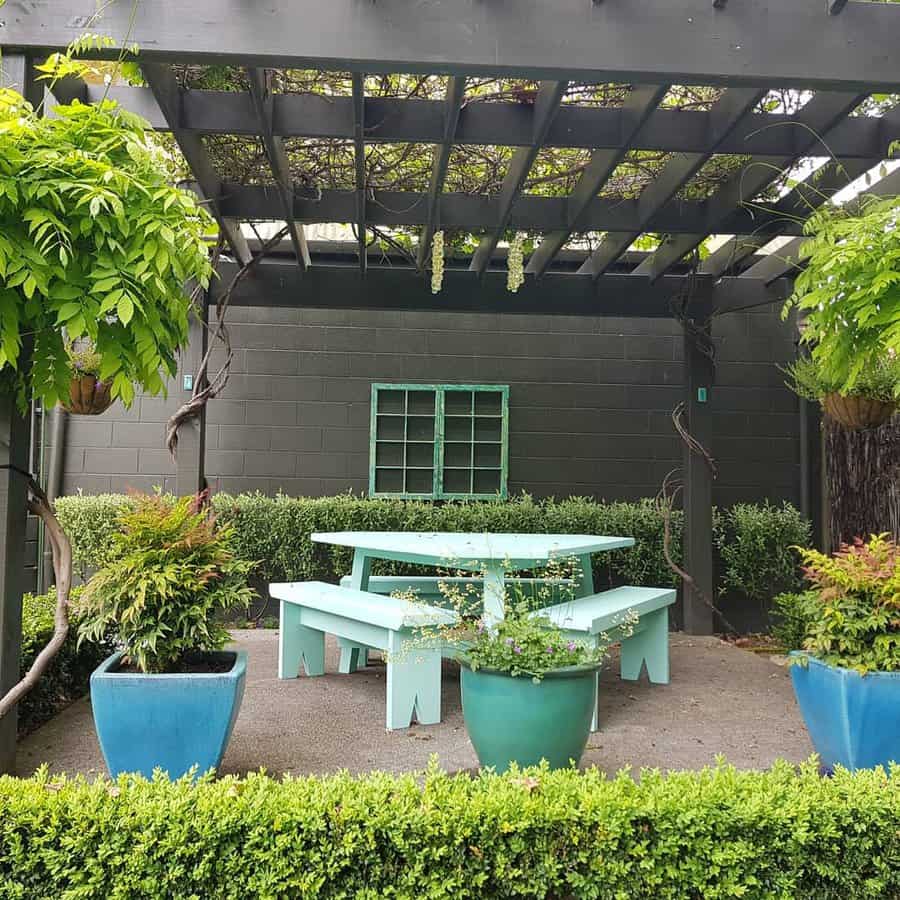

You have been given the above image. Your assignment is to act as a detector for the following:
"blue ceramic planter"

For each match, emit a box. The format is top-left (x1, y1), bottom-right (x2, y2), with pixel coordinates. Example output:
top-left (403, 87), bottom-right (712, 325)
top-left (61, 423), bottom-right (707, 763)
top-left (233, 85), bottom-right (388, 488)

top-left (90, 650), bottom-right (247, 779)
top-left (790, 652), bottom-right (900, 770)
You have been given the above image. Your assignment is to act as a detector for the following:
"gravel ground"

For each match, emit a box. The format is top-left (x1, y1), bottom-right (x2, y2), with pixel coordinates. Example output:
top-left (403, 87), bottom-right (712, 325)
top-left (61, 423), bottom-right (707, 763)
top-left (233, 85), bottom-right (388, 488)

top-left (16, 630), bottom-right (812, 779)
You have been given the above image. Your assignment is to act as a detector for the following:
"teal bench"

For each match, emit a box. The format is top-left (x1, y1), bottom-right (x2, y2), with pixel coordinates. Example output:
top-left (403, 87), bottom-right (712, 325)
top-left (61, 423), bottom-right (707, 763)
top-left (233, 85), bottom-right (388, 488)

top-left (538, 585), bottom-right (676, 731)
top-left (271, 581), bottom-right (458, 731)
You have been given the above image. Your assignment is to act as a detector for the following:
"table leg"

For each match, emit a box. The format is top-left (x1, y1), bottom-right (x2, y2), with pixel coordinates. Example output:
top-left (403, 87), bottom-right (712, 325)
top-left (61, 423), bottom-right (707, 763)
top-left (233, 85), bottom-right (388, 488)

top-left (340, 550), bottom-right (371, 673)
top-left (482, 563), bottom-right (506, 626)
top-left (576, 553), bottom-right (601, 731)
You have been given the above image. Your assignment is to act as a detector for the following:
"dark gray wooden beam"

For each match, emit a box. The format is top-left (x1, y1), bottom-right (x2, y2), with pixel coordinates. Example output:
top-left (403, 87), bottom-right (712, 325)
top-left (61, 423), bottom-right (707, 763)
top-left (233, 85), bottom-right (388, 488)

top-left (210, 258), bottom-right (780, 316)
top-left (247, 68), bottom-right (309, 270)
top-left (681, 311), bottom-right (715, 635)
top-left (352, 74), bottom-right (367, 275)
top-left (417, 77), bottom-right (466, 272)
top-left (633, 90), bottom-right (866, 282)
top-left (577, 87), bottom-right (764, 279)
top-left (214, 182), bottom-right (805, 236)
top-left (0, 58), bottom-right (35, 775)
top-left (142, 63), bottom-right (252, 265)
top-left (829, 0), bottom-right (849, 15)
top-left (527, 84), bottom-right (668, 278)
top-left (470, 81), bottom-right (567, 277)
top-left (741, 163), bottom-right (900, 285)
top-left (6, 0), bottom-right (900, 91)
top-left (66, 83), bottom-right (894, 160)
top-left (1, 52), bottom-right (43, 108)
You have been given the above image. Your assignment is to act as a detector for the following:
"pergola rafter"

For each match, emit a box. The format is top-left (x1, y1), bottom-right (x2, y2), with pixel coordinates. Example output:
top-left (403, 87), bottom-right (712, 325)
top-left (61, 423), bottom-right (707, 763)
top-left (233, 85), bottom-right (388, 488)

top-left (527, 84), bottom-right (668, 278)
top-left (633, 90), bottom-right (867, 282)
top-left (141, 63), bottom-right (252, 265)
top-left (577, 86), bottom-right (765, 279)
top-left (247, 68), bottom-right (310, 270)
top-left (469, 81), bottom-right (568, 276)
top-left (417, 77), bottom-right (466, 272)
top-left (352, 73), bottom-right (367, 274)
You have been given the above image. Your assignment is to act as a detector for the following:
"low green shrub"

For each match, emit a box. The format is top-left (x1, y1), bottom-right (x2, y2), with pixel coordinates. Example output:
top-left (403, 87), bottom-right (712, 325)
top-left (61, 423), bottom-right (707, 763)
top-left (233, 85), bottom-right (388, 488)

top-left (714, 502), bottom-right (811, 603)
top-left (0, 761), bottom-right (898, 899)
top-left (18, 587), bottom-right (114, 735)
top-left (771, 590), bottom-right (820, 651)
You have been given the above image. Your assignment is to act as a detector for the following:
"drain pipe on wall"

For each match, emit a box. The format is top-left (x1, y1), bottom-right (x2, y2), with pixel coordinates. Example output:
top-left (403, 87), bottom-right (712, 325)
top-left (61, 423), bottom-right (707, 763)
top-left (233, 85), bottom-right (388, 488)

top-left (39, 405), bottom-right (67, 593)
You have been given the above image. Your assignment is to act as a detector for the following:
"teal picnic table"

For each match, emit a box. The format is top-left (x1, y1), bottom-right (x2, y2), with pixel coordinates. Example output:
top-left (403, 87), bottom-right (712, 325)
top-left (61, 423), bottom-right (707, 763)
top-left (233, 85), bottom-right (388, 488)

top-left (312, 530), bottom-right (636, 624)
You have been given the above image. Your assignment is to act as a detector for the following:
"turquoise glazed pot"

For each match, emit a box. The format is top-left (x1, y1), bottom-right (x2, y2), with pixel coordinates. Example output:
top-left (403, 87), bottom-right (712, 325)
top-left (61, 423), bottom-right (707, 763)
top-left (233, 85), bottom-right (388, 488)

top-left (460, 661), bottom-right (598, 772)
top-left (90, 650), bottom-right (247, 779)
top-left (790, 651), bottom-right (900, 770)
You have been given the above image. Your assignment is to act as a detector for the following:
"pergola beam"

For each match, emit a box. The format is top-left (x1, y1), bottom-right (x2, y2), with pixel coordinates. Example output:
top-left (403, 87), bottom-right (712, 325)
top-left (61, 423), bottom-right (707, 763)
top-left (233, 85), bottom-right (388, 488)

top-left (578, 87), bottom-right (764, 279)
top-left (142, 63), bottom-right (252, 265)
top-left (633, 90), bottom-right (866, 282)
top-left (352, 74), bottom-right (367, 275)
top-left (247, 68), bottom-right (310, 271)
top-left (527, 84), bottom-right (668, 278)
top-left (210, 258), bottom-right (783, 315)
top-left (470, 81), bottom-right (567, 276)
top-left (417, 77), bottom-right (466, 272)
top-left (6, 0), bottom-right (900, 91)
top-left (213, 183), bottom-right (806, 237)
top-left (64, 84), bottom-right (895, 160)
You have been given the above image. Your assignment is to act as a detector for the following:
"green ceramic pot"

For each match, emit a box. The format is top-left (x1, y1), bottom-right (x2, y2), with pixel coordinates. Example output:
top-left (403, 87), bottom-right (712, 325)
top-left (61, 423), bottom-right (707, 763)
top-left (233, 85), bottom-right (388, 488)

top-left (459, 660), bottom-right (598, 772)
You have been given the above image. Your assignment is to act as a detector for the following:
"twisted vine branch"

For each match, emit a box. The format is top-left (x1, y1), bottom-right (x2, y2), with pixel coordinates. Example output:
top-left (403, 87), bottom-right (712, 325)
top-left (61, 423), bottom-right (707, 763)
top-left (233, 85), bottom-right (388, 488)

top-left (166, 227), bottom-right (289, 461)
top-left (0, 466), bottom-right (72, 722)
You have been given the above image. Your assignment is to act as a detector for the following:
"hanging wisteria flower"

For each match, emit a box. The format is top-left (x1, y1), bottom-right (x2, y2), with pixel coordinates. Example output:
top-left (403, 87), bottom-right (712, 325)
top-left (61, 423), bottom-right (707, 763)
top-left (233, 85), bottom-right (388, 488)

top-left (431, 230), bottom-right (445, 294)
top-left (507, 232), bottom-right (525, 293)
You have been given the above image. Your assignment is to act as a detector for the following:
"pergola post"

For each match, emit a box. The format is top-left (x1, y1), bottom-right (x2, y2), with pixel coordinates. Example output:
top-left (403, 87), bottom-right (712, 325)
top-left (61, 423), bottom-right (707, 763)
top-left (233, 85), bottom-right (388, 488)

top-left (175, 303), bottom-right (209, 497)
top-left (0, 54), bottom-right (40, 774)
top-left (681, 317), bottom-right (715, 636)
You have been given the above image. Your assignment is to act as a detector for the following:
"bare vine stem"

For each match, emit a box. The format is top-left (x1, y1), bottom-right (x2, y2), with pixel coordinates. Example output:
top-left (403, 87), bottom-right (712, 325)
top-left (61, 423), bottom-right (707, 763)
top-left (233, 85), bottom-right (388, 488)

top-left (0, 466), bottom-right (72, 721)
top-left (165, 227), bottom-right (289, 460)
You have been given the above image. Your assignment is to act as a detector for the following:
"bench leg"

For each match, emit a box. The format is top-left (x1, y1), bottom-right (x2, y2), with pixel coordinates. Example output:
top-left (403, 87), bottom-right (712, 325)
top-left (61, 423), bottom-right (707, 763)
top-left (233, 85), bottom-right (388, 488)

top-left (337, 639), bottom-right (369, 674)
top-left (385, 637), bottom-right (442, 730)
top-left (620, 607), bottom-right (670, 684)
top-left (278, 601), bottom-right (325, 678)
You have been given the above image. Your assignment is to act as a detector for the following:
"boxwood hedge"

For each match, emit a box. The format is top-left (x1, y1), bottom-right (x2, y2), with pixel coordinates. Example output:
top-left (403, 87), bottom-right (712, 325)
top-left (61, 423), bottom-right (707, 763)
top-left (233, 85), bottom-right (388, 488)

top-left (54, 492), bottom-right (810, 603)
top-left (1, 761), bottom-right (898, 899)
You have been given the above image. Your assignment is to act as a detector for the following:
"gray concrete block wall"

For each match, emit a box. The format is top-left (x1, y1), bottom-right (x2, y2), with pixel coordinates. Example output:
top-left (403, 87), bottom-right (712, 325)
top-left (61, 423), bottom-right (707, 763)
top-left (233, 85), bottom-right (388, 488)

top-left (61, 304), bottom-right (801, 506)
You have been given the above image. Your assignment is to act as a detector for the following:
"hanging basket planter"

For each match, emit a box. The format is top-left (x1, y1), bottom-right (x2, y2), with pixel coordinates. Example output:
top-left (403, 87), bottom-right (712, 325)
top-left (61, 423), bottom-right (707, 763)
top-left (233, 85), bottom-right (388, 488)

top-left (63, 373), bottom-right (113, 416)
top-left (822, 392), bottom-right (897, 430)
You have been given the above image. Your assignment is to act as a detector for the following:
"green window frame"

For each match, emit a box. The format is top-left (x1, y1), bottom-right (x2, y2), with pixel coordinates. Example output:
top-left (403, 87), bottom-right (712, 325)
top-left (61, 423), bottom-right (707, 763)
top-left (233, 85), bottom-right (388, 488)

top-left (369, 383), bottom-right (509, 500)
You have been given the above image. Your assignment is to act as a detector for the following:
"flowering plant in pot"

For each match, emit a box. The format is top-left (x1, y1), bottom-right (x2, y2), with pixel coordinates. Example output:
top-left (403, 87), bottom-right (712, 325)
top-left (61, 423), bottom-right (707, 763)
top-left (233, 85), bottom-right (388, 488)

top-left (62, 344), bottom-right (113, 415)
top-left (76, 492), bottom-right (254, 778)
top-left (788, 534), bottom-right (900, 770)
top-left (782, 193), bottom-right (900, 430)
top-left (411, 563), bottom-right (631, 772)
top-left (782, 354), bottom-right (899, 430)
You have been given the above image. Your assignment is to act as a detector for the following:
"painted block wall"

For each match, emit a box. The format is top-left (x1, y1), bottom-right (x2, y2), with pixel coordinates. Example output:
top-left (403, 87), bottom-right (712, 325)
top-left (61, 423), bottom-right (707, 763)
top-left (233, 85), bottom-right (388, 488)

top-left (61, 304), bottom-right (800, 507)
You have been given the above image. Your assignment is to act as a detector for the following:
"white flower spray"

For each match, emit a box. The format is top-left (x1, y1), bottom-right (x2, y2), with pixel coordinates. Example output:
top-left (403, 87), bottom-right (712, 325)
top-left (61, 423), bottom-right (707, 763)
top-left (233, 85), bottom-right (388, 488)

top-left (507, 232), bottom-right (524, 293)
top-left (431, 230), bottom-right (445, 294)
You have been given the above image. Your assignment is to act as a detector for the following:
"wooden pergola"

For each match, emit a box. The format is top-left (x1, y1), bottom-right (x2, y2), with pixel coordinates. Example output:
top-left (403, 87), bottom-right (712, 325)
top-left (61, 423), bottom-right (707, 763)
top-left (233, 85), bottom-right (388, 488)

top-left (1, 0), bottom-right (899, 770)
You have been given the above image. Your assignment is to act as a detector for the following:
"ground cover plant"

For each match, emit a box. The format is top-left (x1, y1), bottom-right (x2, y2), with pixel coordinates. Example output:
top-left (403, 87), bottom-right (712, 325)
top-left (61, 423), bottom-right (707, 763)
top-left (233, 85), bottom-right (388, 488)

top-left (1, 761), bottom-right (899, 899)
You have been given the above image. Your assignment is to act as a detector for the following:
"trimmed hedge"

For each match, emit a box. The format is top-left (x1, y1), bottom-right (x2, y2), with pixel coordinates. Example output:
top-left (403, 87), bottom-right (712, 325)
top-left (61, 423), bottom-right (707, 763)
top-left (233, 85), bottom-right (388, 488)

top-left (54, 492), bottom-right (811, 607)
top-left (1, 762), bottom-right (899, 899)
top-left (18, 588), bottom-right (114, 735)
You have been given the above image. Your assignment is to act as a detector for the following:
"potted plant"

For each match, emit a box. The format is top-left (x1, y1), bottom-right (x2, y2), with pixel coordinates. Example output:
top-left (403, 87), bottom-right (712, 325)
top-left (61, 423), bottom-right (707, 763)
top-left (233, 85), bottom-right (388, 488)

top-left (782, 193), bottom-right (900, 429)
top-left (62, 343), bottom-right (113, 415)
top-left (783, 354), bottom-right (899, 430)
top-left (76, 492), bottom-right (254, 778)
top-left (458, 607), bottom-right (608, 772)
top-left (414, 567), bottom-right (624, 772)
top-left (788, 534), bottom-right (900, 770)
